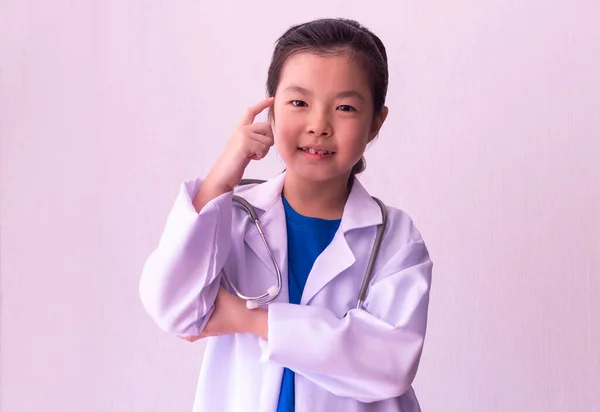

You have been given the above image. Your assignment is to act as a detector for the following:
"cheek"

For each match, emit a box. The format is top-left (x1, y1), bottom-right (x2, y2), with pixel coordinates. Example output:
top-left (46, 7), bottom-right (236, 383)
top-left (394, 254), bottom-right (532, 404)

top-left (273, 116), bottom-right (303, 147)
top-left (272, 123), bottom-right (294, 158)
top-left (336, 121), bottom-right (371, 146)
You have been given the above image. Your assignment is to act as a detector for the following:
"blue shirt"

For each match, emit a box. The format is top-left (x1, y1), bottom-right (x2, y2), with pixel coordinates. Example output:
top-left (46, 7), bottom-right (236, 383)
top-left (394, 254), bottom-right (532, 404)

top-left (276, 195), bottom-right (341, 412)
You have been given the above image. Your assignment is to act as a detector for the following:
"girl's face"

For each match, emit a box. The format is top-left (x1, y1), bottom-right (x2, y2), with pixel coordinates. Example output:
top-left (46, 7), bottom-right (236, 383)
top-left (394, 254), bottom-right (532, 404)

top-left (272, 52), bottom-right (387, 185)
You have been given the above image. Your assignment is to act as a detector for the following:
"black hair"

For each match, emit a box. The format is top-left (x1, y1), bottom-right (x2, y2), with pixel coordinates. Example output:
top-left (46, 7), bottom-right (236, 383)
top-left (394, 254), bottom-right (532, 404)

top-left (266, 18), bottom-right (388, 174)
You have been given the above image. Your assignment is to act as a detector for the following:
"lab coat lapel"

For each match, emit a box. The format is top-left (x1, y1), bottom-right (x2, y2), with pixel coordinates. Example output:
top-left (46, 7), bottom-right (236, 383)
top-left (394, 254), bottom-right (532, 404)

top-left (238, 173), bottom-right (289, 302)
top-left (243, 201), bottom-right (287, 279)
top-left (300, 229), bottom-right (355, 305)
top-left (300, 177), bottom-right (383, 305)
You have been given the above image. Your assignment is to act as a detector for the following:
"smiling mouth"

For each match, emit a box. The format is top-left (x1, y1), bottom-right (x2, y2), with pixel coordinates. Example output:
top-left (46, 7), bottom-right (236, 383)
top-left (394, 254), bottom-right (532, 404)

top-left (299, 147), bottom-right (335, 155)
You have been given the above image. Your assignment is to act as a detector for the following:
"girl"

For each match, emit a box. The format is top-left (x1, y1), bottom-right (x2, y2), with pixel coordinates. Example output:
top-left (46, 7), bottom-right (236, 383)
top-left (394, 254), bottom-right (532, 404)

top-left (140, 18), bottom-right (433, 412)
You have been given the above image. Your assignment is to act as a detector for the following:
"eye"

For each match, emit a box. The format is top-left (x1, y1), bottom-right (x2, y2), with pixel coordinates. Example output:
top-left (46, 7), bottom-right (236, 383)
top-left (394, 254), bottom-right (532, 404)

top-left (337, 105), bottom-right (356, 112)
top-left (290, 100), bottom-right (308, 107)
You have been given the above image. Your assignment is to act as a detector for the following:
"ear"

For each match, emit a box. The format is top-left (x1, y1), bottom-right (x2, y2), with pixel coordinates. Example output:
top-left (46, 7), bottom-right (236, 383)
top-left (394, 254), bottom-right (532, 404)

top-left (368, 106), bottom-right (389, 143)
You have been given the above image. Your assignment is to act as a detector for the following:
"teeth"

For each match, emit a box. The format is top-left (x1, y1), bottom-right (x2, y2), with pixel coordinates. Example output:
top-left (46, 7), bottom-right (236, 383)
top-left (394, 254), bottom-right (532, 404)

top-left (302, 148), bottom-right (332, 155)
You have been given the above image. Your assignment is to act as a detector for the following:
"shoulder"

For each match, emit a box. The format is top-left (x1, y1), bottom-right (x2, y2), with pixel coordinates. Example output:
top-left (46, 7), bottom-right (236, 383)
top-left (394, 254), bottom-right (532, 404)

top-left (382, 204), bottom-right (427, 245)
top-left (368, 202), bottom-right (433, 281)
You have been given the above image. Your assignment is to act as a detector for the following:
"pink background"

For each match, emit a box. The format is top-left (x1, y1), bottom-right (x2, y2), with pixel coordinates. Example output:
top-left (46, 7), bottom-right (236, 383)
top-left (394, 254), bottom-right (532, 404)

top-left (1, 1), bottom-right (598, 411)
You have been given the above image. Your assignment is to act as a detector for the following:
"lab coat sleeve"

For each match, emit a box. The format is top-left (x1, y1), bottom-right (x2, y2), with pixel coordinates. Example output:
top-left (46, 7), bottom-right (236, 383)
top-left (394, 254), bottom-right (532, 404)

top-left (260, 239), bottom-right (432, 403)
top-left (139, 179), bottom-right (233, 336)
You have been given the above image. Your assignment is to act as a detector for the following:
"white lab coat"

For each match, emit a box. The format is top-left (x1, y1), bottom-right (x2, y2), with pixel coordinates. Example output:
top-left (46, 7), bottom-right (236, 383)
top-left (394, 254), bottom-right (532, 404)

top-left (140, 172), bottom-right (433, 412)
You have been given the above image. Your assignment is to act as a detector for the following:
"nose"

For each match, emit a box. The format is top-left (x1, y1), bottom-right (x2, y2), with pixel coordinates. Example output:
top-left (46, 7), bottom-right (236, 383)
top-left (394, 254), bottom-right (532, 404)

top-left (306, 110), bottom-right (332, 137)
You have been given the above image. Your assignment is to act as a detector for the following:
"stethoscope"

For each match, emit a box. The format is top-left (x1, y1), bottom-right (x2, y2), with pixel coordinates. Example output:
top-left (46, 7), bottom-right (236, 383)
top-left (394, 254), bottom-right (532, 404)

top-left (220, 179), bottom-right (388, 311)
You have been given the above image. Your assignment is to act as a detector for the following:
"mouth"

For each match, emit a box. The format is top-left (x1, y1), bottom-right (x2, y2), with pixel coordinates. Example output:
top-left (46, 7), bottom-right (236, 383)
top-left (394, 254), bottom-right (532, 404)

top-left (299, 147), bottom-right (336, 155)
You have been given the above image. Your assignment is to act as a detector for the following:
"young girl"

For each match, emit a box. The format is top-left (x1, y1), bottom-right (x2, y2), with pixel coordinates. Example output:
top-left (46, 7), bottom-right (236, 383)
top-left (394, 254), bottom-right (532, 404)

top-left (140, 18), bottom-right (433, 412)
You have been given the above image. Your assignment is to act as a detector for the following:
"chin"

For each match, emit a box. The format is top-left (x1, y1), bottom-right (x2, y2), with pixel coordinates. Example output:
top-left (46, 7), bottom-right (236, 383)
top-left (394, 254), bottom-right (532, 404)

top-left (287, 166), bottom-right (351, 184)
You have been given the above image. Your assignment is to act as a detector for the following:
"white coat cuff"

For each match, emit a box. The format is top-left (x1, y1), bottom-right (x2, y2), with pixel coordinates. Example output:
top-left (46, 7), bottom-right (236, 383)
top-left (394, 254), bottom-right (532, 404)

top-left (259, 303), bottom-right (329, 366)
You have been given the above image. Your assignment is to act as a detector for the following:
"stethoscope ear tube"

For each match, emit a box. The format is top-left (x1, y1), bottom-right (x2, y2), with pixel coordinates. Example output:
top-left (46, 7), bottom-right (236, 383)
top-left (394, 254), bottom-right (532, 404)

top-left (220, 180), bottom-right (387, 311)
top-left (355, 197), bottom-right (387, 310)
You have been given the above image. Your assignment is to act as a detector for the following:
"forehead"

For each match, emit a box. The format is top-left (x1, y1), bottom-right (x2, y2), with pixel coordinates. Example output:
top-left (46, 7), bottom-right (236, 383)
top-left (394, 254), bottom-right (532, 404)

top-left (278, 52), bottom-right (371, 96)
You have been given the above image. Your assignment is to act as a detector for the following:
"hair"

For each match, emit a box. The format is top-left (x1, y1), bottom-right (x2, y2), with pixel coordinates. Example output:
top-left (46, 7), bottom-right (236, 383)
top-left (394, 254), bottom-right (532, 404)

top-left (266, 18), bottom-right (389, 175)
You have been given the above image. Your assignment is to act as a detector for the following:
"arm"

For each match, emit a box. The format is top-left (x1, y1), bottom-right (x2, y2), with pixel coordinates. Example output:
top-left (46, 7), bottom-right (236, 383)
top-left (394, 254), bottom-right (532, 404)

top-left (256, 240), bottom-right (432, 403)
top-left (139, 97), bottom-right (276, 336)
top-left (139, 178), bottom-right (233, 336)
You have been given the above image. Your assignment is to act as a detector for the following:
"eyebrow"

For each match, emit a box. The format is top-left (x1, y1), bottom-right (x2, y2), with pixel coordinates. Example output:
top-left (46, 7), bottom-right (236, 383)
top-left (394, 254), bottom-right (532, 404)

top-left (283, 86), bottom-right (366, 102)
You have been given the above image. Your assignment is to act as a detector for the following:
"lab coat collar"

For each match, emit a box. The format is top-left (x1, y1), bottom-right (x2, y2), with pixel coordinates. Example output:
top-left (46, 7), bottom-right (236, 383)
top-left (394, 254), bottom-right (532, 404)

top-left (236, 171), bottom-right (383, 232)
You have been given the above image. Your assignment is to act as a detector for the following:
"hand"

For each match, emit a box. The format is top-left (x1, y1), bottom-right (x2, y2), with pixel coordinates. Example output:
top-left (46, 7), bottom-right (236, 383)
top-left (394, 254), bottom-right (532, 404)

top-left (178, 288), bottom-right (269, 342)
top-left (207, 97), bottom-right (275, 191)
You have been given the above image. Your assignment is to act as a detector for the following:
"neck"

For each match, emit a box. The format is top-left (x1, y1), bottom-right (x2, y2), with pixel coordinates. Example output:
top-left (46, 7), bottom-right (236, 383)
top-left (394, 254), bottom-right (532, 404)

top-left (282, 172), bottom-right (352, 220)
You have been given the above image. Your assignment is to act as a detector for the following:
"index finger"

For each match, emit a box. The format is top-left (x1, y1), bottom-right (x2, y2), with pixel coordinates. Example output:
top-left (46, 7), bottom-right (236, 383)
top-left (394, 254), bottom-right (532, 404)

top-left (240, 96), bottom-right (275, 125)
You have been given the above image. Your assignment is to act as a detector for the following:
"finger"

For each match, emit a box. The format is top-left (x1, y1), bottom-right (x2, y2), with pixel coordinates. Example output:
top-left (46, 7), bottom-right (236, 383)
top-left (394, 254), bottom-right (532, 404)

top-left (248, 131), bottom-right (274, 147)
top-left (250, 135), bottom-right (273, 153)
top-left (248, 122), bottom-right (274, 137)
top-left (245, 141), bottom-right (270, 160)
top-left (240, 97), bottom-right (275, 126)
